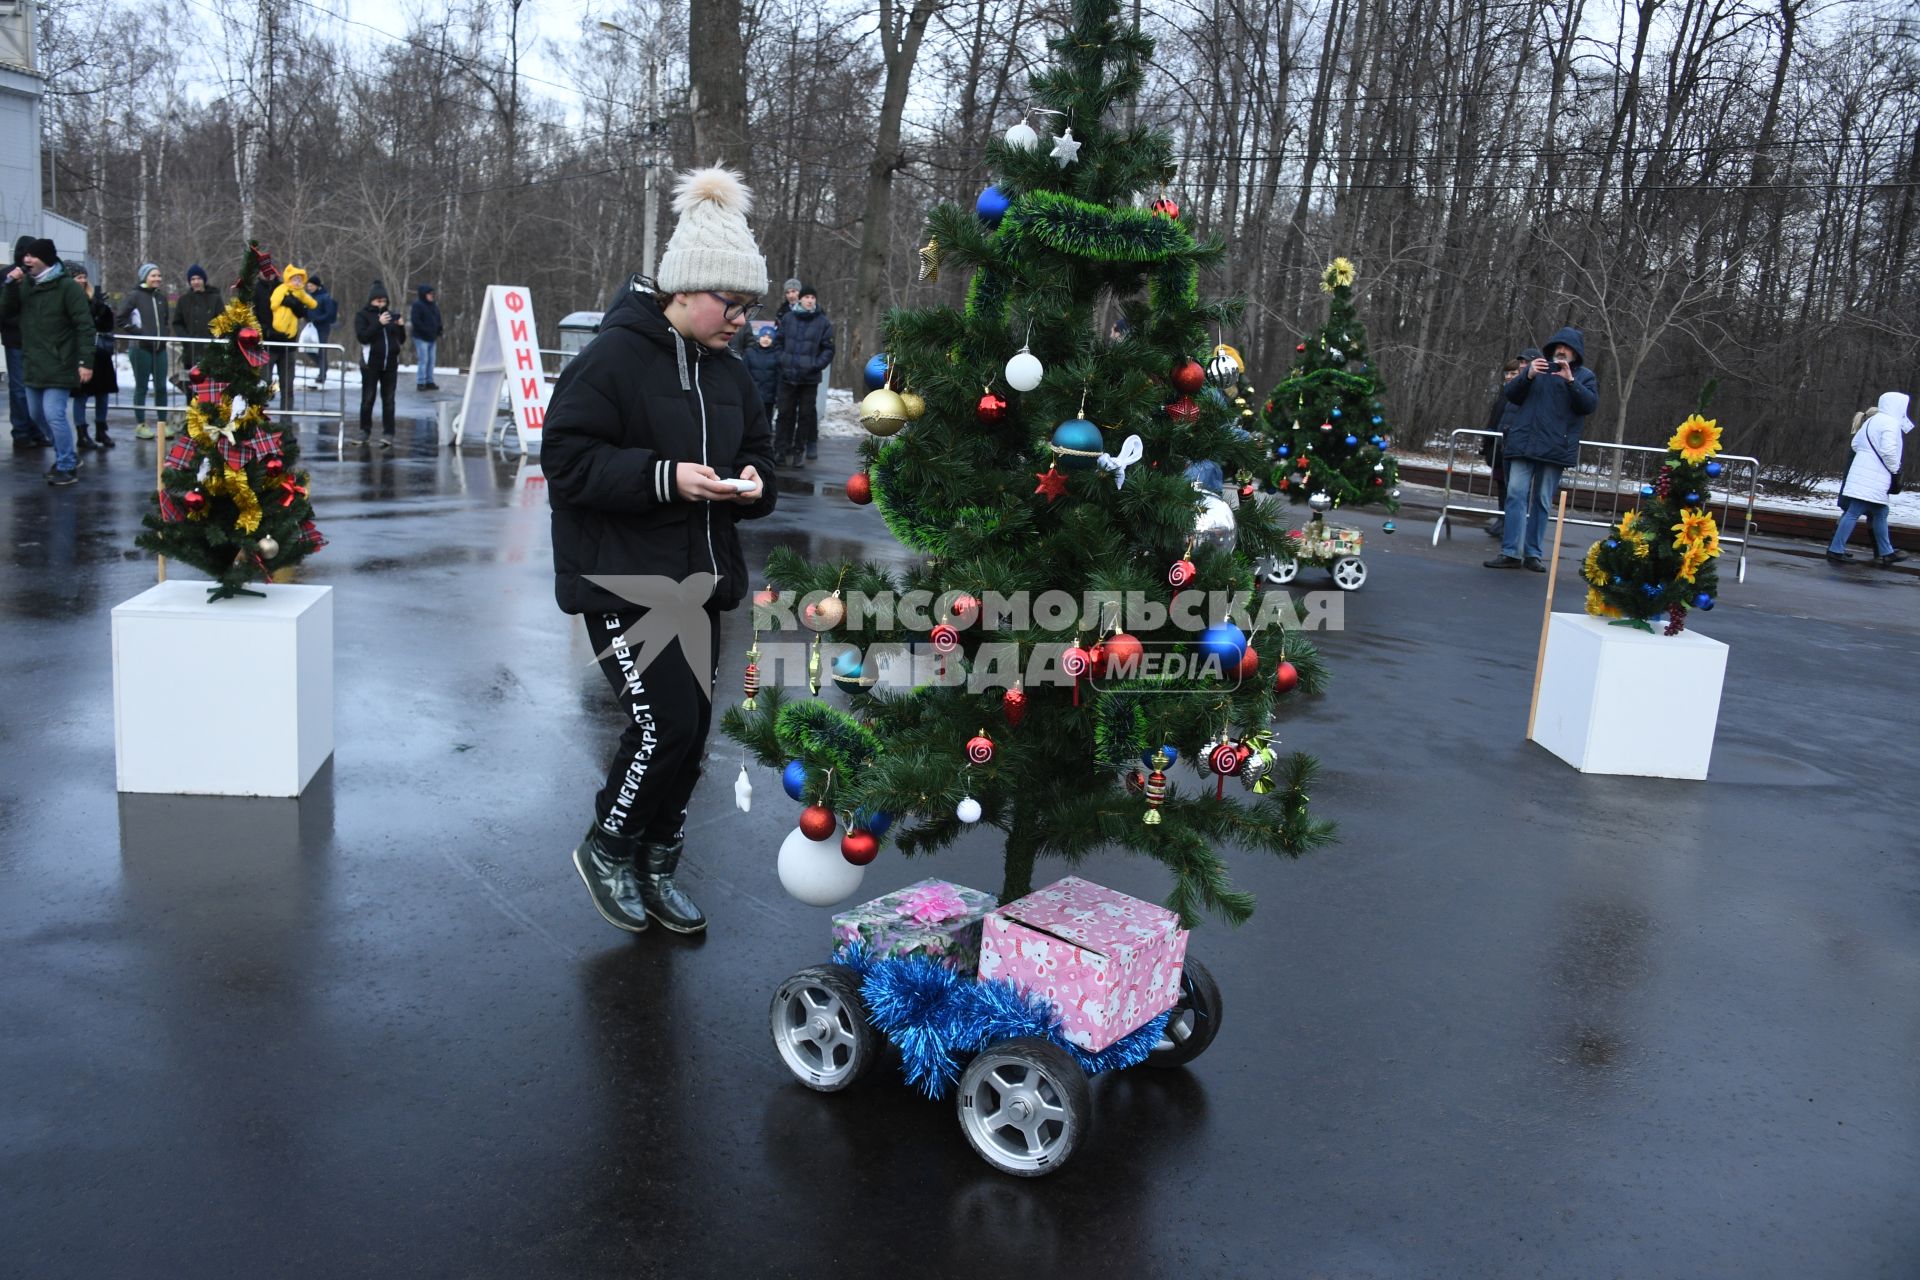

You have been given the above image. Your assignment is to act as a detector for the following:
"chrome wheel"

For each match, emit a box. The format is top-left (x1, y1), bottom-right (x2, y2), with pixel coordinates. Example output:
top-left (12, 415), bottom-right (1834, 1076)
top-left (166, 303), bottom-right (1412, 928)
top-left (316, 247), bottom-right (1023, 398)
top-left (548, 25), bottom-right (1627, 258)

top-left (1146, 957), bottom-right (1222, 1068)
top-left (1331, 556), bottom-right (1368, 590)
top-left (955, 1037), bottom-right (1091, 1177)
top-left (770, 965), bottom-right (878, 1092)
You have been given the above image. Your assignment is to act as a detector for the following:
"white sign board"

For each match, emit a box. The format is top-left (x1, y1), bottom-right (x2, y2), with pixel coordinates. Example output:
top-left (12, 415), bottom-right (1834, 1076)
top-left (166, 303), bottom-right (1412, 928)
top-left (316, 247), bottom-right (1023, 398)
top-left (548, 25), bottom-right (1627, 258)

top-left (453, 284), bottom-right (549, 453)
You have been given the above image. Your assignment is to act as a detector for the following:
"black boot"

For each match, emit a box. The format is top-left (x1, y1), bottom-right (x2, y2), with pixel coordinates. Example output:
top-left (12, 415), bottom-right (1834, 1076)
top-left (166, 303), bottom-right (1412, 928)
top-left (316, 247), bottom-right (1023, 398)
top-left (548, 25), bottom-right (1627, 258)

top-left (638, 837), bottom-right (707, 934)
top-left (95, 426), bottom-right (114, 448)
top-left (571, 825), bottom-right (648, 933)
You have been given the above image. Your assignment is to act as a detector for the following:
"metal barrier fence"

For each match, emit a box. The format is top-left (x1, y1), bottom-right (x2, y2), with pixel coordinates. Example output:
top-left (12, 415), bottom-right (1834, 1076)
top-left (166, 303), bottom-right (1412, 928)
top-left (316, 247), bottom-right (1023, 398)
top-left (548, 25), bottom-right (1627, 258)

top-left (97, 334), bottom-right (353, 443)
top-left (1429, 428), bottom-right (1761, 583)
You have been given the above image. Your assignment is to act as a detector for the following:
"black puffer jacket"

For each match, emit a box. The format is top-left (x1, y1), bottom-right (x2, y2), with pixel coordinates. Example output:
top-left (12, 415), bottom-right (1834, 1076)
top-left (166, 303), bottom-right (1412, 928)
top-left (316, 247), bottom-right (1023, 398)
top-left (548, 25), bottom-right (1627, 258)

top-left (774, 307), bottom-right (833, 385)
top-left (544, 286), bottom-right (778, 615)
top-left (1, 237), bottom-right (27, 347)
top-left (741, 339), bottom-right (781, 404)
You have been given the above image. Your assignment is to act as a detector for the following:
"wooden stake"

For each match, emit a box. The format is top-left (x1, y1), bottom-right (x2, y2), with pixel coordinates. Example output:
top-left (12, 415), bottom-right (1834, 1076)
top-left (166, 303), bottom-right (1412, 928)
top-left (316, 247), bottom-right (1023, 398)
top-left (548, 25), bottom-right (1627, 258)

top-left (1526, 489), bottom-right (1571, 741)
top-left (155, 424), bottom-right (167, 583)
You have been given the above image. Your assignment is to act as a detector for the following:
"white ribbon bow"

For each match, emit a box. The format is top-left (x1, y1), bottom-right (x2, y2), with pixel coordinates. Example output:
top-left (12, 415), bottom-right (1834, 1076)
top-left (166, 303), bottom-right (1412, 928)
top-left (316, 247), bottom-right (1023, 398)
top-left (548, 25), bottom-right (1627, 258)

top-left (1096, 434), bottom-right (1144, 489)
top-left (208, 394), bottom-right (249, 445)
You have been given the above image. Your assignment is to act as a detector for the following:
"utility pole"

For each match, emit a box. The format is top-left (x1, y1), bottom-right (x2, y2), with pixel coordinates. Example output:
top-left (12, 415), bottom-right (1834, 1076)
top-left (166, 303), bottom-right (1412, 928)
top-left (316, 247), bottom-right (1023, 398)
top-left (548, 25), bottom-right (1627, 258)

top-left (601, 18), bottom-right (664, 281)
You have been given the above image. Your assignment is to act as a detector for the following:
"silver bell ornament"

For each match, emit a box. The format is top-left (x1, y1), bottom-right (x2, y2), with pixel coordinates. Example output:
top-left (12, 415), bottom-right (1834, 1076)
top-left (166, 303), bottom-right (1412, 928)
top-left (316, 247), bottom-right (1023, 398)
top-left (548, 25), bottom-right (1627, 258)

top-left (1308, 491), bottom-right (1332, 513)
top-left (1192, 489), bottom-right (1238, 555)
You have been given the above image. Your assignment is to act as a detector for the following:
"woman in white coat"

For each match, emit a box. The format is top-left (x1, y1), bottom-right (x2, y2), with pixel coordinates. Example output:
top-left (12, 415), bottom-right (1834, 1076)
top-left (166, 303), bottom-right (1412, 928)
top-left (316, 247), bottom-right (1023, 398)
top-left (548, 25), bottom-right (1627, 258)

top-left (1826, 391), bottom-right (1911, 567)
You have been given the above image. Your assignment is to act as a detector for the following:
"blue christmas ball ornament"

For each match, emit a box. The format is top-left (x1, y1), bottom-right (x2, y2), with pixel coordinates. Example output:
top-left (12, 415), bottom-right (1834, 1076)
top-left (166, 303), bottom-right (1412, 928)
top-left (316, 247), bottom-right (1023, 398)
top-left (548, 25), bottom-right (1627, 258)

top-left (1050, 417), bottom-right (1104, 469)
top-left (1685, 492), bottom-right (1700, 503)
top-left (1277, 444), bottom-right (1290, 458)
top-left (1344, 434), bottom-right (1359, 447)
top-left (853, 807), bottom-right (894, 837)
top-left (1142, 745), bottom-right (1179, 768)
top-left (1643, 583), bottom-right (1662, 597)
top-left (1196, 622), bottom-right (1249, 667)
top-left (832, 649), bottom-right (864, 678)
top-left (863, 353), bottom-right (891, 392)
top-left (1606, 538), bottom-right (1619, 549)
top-left (1372, 415), bottom-right (1383, 425)
top-left (781, 760), bottom-right (807, 801)
top-left (1383, 520), bottom-right (1396, 534)
top-left (1705, 461), bottom-right (1723, 478)
top-left (1331, 407), bottom-right (1342, 419)
top-left (1695, 592), bottom-right (1715, 611)
top-left (1639, 483), bottom-right (1655, 496)
top-left (976, 185), bottom-right (1011, 226)
top-left (1370, 435), bottom-right (1384, 447)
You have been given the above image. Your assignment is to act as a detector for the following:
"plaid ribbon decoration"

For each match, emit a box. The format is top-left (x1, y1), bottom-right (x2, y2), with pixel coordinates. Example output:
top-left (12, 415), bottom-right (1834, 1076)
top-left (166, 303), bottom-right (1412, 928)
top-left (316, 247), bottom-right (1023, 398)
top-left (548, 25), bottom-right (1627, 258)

top-left (157, 488), bottom-right (185, 523)
top-left (164, 436), bottom-right (199, 472)
top-left (217, 429), bottom-right (283, 474)
top-left (297, 519), bottom-right (326, 551)
top-left (194, 379), bottom-right (230, 406)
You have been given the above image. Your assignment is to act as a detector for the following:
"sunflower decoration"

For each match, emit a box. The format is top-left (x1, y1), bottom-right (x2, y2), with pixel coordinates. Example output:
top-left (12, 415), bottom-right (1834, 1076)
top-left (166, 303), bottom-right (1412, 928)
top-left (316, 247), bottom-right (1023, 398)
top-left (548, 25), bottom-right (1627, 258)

top-left (1320, 256), bottom-right (1357, 293)
top-left (1668, 414), bottom-right (1722, 464)
top-left (1582, 415), bottom-right (1728, 633)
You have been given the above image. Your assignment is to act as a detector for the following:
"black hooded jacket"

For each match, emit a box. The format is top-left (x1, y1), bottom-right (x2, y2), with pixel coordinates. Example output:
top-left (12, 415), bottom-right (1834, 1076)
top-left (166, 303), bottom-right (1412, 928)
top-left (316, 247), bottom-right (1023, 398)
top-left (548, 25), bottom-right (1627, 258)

top-left (544, 286), bottom-right (777, 616)
top-left (1, 237), bottom-right (28, 348)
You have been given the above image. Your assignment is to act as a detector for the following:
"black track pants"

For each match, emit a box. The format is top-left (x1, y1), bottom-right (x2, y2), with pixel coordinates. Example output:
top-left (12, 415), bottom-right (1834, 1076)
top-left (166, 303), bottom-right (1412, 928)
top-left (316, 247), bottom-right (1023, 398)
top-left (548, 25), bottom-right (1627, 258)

top-left (584, 608), bottom-right (720, 842)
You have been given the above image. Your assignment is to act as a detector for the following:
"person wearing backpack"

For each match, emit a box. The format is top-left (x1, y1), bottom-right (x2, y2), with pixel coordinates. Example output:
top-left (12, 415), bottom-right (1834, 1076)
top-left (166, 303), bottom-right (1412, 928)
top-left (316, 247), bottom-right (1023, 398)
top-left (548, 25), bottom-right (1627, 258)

top-left (1827, 391), bottom-right (1911, 567)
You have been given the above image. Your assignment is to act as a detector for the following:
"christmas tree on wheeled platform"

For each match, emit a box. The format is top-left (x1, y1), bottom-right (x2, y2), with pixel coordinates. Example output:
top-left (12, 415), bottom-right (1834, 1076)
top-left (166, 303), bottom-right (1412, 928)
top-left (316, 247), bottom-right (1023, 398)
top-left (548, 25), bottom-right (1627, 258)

top-left (134, 243), bottom-right (324, 600)
top-left (723, 0), bottom-right (1337, 923)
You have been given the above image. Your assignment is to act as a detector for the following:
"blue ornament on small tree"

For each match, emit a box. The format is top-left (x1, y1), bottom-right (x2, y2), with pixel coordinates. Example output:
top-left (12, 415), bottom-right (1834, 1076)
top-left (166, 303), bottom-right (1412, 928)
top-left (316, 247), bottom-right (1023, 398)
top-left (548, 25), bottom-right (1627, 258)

top-left (781, 760), bottom-right (808, 801)
top-left (1371, 415), bottom-right (1383, 425)
top-left (1276, 445), bottom-right (1290, 458)
top-left (863, 353), bottom-right (891, 392)
top-left (1142, 745), bottom-right (1179, 768)
top-left (1705, 461), bottom-right (1723, 478)
top-left (1639, 483), bottom-right (1655, 496)
top-left (1330, 407), bottom-right (1342, 419)
top-left (853, 807), bottom-right (894, 837)
top-left (1050, 418), bottom-right (1104, 469)
top-left (1343, 434), bottom-right (1359, 447)
top-left (1196, 622), bottom-right (1249, 667)
top-left (976, 185), bottom-right (1011, 226)
top-left (1694, 592), bottom-right (1715, 610)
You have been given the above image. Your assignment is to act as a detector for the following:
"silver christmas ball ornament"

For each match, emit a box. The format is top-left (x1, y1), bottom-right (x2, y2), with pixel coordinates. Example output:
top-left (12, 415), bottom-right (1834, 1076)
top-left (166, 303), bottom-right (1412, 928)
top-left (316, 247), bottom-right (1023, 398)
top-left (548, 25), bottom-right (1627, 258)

top-left (1192, 489), bottom-right (1238, 554)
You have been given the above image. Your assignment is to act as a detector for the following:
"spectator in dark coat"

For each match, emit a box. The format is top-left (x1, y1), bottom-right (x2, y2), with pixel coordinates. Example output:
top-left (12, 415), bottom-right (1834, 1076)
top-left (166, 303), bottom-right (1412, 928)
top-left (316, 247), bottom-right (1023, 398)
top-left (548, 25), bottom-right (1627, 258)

top-left (67, 265), bottom-right (119, 449)
top-left (1485, 326), bottom-right (1598, 571)
top-left (171, 264), bottom-right (225, 341)
top-left (772, 284), bottom-right (832, 467)
top-left (741, 325), bottom-right (780, 421)
top-left (116, 263), bottom-right (172, 438)
top-left (7, 236), bottom-right (49, 447)
top-left (304, 275), bottom-right (339, 387)
top-left (409, 285), bottom-right (443, 391)
top-left (354, 281), bottom-right (407, 446)
top-left (0, 239), bottom-right (94, 483)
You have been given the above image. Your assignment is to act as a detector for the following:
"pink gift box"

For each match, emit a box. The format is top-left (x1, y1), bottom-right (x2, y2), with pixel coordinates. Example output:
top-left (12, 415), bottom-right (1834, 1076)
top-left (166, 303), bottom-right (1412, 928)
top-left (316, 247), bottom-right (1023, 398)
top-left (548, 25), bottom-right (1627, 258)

top-left (979, 876), bottom-right (1189, 1051)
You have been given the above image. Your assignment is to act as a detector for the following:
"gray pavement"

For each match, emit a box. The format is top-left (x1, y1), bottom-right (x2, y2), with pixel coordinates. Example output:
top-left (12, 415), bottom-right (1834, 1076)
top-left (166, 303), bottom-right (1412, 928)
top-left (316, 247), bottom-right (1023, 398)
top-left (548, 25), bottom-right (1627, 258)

top-left (2, 394), bottom-right (1917, 1278)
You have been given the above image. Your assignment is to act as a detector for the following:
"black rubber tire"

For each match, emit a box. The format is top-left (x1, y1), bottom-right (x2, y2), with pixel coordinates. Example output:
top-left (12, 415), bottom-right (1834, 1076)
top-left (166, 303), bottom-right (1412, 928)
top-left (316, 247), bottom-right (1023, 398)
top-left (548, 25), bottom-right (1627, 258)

top-left (769, 964), bottom-right (881, 1092)
top-left (955, 1037), bottom-right (1093, 1177)
top-left (1145, 956), bottom-right (1223, 1068)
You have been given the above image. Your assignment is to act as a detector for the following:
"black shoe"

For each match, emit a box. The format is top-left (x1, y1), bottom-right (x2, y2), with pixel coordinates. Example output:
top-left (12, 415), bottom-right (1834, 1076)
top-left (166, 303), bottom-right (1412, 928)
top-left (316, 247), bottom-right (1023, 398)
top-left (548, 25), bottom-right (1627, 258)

top-left (95, 430), bottom-right (114, 448)
top-left (805, 445), bottom-right (818, 461)
top-left (46, 468), bottom-right (77, 487)
top-left (1825, 551), bottom-right (1854, 565)
top-left (1524, 557), bottom-right (1548, 573)
top-left (1878, 550), bottom-right (1910, 567)
top-left (1483, 555), bottom-right (1523, 569)
top-left (638, 837), bottom-right (707, 934)
top-left (75, 433), bottom-right (94, 451)
top-left (1484, 521), bottom-right (1503, 538)
top-left (572, 826), bottom-right (649, 933)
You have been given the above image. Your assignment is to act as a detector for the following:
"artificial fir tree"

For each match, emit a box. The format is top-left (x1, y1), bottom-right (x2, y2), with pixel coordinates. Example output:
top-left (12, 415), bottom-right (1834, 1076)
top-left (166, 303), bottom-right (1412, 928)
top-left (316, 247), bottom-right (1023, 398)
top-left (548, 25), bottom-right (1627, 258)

top-left (724, 0), bottom-right (1335, 922)
top-left (135, 243), bottom-right (325, 600)
top-left (1262, 258), bottom-right (1401, 511)
top-left (1582, 414), bottom-right (1725, 634)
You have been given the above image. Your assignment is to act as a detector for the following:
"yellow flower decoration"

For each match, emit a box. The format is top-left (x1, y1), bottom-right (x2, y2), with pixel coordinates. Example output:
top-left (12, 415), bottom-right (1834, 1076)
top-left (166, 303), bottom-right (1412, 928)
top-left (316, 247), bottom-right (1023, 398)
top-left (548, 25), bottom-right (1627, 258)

top-left (1693, 525), bottom-right (1722, 559)
top-left (1583, 542), bottom-right (1607, 586)
top-left (1671, 507), bottom-right (1717, 548)
top-left (1320, 257), bottom-right (1357, 292)
top-left (1668, 414), bottom-right (1722, 463)
top-left (1676, 544), bottom-right (1709, 583)
top-left (1585, 587), bottom-right (1622, 618)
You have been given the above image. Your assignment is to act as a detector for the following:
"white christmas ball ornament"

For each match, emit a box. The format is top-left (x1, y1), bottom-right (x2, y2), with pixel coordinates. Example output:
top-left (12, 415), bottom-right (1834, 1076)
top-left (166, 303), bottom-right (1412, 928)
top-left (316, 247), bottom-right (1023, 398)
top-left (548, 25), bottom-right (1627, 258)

top-left (1004, 121), bottom-right (1040, 151)
top-left (256, 534), bottom-right (280, 559)
top-left (1005, 347), bottom-right (1044, 392)
top-left (776, 825), bottom-right (866, 907)
top-left (956, 796), bottom-right (982, 824)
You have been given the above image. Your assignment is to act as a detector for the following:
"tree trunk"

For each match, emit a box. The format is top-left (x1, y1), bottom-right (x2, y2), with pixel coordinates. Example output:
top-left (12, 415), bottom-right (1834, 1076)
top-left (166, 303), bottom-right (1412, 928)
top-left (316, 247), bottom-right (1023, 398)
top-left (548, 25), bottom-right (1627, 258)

top-left (688, 0), bottom-right (750, 173)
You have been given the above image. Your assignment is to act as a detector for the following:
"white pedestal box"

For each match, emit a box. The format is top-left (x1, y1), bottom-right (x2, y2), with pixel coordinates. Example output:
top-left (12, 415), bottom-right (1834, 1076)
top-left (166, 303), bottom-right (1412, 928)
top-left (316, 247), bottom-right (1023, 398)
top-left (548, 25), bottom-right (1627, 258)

top-left (1530, 612), bottom-right (1728, 780)
top-left (112, 581), bottom-right (334, 796)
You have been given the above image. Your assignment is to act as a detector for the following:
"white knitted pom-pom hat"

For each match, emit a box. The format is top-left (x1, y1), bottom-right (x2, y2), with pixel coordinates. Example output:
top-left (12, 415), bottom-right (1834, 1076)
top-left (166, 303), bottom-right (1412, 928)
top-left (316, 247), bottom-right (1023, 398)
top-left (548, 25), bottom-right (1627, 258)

top-left (655, 167), bottom-right (769, 297)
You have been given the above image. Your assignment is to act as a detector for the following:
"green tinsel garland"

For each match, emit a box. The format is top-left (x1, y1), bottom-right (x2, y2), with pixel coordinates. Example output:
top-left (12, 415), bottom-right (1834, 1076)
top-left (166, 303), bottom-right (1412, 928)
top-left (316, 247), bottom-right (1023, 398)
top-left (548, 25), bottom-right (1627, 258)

top-left (997, 191), bottom-right (1194, 263)
top-left (776, 700), bottom-right (882, 779)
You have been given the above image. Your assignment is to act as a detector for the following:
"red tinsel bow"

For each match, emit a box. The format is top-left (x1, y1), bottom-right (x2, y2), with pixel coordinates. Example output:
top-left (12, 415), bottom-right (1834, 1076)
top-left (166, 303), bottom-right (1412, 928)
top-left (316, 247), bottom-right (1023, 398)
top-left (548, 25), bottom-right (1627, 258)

top-left (279, 478), bottom-right (309, 509)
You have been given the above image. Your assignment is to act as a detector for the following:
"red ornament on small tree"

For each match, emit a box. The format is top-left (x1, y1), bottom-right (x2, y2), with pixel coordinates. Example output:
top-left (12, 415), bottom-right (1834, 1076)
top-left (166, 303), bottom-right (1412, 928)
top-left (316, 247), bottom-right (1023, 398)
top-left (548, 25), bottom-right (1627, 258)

top-left (977, 390), bottom-right (1008, 425)
top-left (799, 805), bottom-right (837, 840)
top-left (1171, 359), bottom-right (1206, 394)
top-left (1274, 660), bottom-right (1300, 694)
top-left (840, 829), bottom-right (878, 865)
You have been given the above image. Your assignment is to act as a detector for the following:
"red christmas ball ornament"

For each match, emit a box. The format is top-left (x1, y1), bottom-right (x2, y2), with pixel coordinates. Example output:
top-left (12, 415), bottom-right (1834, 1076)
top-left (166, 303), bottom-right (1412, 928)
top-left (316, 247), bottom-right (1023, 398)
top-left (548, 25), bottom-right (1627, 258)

top-left (1061, 645), bottom-right (1093, 679)
top-left (1168, 557), bottom-right (1196, 588)
top-left (186, 365), bottom-right (206, 384)
top-left (1124, 769), bottom-right (1146, 795)
top-left (1102, 630), bottom-right (1144, 675)
top-left (1150, 196), bottom-right (1181, 220)
top-left (930, 622), bottom-right (960, 653)
top-left (752, 587), bottom-right (778, 608)
top-left (965, 732), bottom-right (996, 765)
top-left (1239, 482), bottom-right (1255, 499)
top-left (1171, 359), bottom-right (1206, 394)
top-left (264, 457), bottom-right (286, 477)
top-left (799, 805), bottom-right (837, 841)
top-left (1086, 642), bottom-right (1107, 676)
top-left (952, 594), bottom-right (980, 623)
top-left (1295, 343), bottom-right (1307, 353)
top-left (976, 390), bottom-right (1008, 424)
top-left (1274, 660), bottom-right (1300, 694)
top-left (1237, 644), bottom-right (1261, 680)
top-left (840, 829), bottom-right (878, 866)
top-left (1002, 686), bottom-right (1027, 728)
top-left (183, 489), bottom-right (208, 513)
top-left (1208, 739), bottom-right (1243, 777)
top-left (846, 472), bottom-right (872, 504)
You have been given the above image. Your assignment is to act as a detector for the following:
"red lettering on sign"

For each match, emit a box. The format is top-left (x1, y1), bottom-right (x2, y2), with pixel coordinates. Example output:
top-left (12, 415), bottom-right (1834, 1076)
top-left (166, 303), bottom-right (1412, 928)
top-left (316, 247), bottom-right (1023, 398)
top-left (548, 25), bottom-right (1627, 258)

top-left (505, 292), bottom-right (525, 313)
top-left (523, 405), bottom-right (545, 431)
top-left (515, 348), bottom-right (535, 371)
top-left (509, 319), bottom-right (529, 342)
top-left (520, 377), bottom-right (542, 402)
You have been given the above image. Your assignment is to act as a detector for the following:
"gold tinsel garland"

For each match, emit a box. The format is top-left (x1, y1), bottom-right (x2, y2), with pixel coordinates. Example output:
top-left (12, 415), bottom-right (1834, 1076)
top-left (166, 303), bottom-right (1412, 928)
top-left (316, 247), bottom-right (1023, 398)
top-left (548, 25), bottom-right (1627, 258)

top-left (181, 399), bottom-right (265, 534)
top-left (208, 297), bottom-right (260, 338)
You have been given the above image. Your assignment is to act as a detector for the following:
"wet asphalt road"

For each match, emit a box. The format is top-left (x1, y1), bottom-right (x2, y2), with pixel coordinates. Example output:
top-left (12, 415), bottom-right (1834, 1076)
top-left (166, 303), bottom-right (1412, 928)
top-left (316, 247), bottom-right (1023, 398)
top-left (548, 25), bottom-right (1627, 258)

top-left (2, 385), bottom-right (1917, 1278)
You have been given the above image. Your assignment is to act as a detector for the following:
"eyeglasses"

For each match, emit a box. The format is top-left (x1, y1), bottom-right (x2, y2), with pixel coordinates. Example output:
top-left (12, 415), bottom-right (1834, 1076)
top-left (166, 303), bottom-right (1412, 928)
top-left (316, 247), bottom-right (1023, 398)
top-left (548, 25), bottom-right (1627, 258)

top-left (706, 292), bottom-right (762, 322)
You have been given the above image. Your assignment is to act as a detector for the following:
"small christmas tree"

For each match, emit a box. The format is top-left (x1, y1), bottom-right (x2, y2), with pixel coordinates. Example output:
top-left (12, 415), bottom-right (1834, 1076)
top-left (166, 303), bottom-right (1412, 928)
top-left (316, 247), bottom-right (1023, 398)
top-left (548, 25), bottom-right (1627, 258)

top-left (1262, 258), bottom-right (1400, 512)
top-left (135, 243), bottom-right (324, 600)
top-left (1582, 414), bottom-right (1724, 634)
top-left (723, 0), bottom-right (1335, 921)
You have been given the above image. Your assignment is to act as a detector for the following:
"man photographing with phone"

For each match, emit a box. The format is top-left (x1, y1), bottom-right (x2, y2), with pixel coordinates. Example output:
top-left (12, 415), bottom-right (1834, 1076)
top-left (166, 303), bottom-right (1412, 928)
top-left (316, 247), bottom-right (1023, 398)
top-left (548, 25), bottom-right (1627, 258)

top-left (543, 166), bottom-right (777, 938)
top-left (1485, 326), bottom-right (1599, 572)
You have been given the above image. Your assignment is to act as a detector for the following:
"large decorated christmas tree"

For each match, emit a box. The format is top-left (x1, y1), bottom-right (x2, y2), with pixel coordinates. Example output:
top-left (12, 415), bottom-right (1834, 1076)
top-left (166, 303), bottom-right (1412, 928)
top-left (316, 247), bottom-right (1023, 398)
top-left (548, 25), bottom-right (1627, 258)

top-left (1582, 414), bottom-right (1724, 634)
top-left (1263, 258), bottom-right (1401, 511)
top-left (724, 0), bottom-right (1335, 921)
top-left (135, 244), bottom-right (324, 600)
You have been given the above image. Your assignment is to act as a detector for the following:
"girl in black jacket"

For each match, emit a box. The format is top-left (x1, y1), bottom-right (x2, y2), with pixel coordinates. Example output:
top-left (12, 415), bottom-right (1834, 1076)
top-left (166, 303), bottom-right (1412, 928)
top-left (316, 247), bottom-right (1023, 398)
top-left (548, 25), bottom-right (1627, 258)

top-left (353, 282), bottom-right (406, 446)
top-left (543, 167), bottom-right (777, 937)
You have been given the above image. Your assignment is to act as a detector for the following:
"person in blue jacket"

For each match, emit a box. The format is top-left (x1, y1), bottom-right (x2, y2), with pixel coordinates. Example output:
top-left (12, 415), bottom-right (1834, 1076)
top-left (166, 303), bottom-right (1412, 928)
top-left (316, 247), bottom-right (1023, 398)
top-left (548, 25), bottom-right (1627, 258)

top-left (741, 323), bottom-right (780, 424)
top-left (409, 285), bottom-right (443, 391)
top-left (304, 275), bottom-right (339, 388)
top-left (1485, 326), bottom-right (1598, 571)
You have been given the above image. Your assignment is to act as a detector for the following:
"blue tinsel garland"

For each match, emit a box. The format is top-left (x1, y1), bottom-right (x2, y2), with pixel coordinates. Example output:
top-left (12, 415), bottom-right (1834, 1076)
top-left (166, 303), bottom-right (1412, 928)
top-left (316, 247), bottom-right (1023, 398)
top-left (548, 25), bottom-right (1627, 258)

top-left (833, 945), bottom-right (1172, 1099)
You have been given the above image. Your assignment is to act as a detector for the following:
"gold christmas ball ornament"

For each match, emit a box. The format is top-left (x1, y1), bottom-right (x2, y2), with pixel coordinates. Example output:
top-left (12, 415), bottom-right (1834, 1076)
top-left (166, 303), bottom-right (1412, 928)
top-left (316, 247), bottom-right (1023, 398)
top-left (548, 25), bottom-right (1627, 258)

top-left (859, 388), bottom-right (909, 437)
top-left (899, 392), bottom-right (926, 420)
